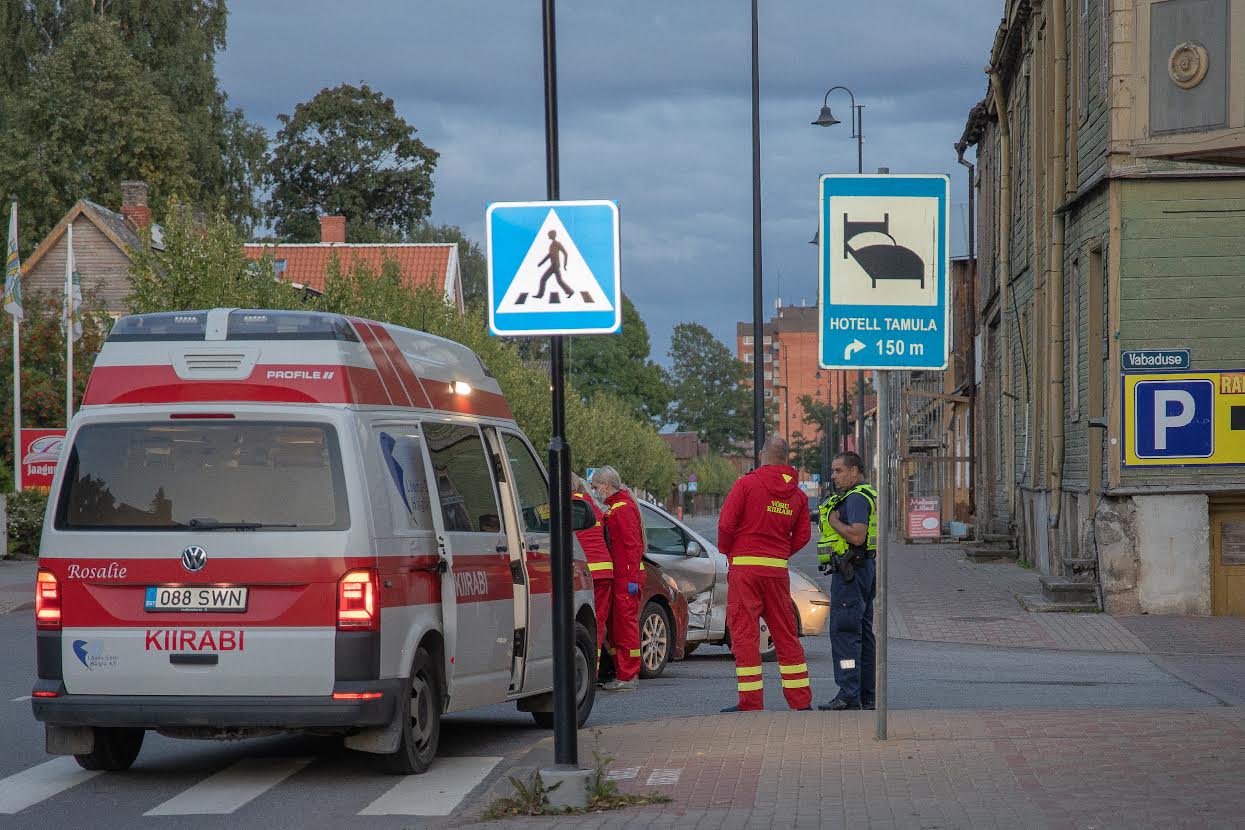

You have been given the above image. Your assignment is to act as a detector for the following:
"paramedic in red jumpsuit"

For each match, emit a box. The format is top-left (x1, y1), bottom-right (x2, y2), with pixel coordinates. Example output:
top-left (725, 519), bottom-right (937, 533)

top-left (717, 435), bottom-right (812, 711)
top-left (590, 466), bottom-right (644, 692)
top-left (571, 476), bottom-right (613, 669)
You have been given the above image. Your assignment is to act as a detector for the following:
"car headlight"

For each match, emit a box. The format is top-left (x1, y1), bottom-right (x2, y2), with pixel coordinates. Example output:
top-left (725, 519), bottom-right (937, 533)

top-left (661, 573), bottom-right (678, 593)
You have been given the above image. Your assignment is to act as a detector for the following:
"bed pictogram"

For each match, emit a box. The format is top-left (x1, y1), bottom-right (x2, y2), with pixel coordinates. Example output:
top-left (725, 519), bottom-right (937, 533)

top-left (842, 212), bottom-right (926, 290)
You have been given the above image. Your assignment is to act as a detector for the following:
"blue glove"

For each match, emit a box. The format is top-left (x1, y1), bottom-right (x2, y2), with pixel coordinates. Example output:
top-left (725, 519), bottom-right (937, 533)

top-left (627, 581), bottom-right (639, 596)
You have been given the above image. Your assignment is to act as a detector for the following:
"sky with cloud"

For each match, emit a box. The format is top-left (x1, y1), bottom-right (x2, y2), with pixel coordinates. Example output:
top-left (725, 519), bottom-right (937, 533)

top-left (217, 1), bottom-right (1000, 364)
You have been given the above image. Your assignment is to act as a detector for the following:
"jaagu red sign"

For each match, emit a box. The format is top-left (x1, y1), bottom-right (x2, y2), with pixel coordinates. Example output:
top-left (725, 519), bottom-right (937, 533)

top-left (20, 428), bottom-right (66, 491)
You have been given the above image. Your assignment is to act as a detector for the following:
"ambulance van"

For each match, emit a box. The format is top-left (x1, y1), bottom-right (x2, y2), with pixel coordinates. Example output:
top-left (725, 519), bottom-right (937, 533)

top-left (31, 309), bottom-right (599, 774)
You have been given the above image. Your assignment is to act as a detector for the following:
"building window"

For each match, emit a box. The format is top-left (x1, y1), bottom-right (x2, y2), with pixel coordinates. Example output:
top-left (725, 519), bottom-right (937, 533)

top-left (763, 353), bottom-right (772, 363)
top-left (763, 336), bottom-right (772, 345)
top-left (743, 352), bottom-right (753, 363)
top-left (743, 336), bottom-right (754, 345)
top-left (764, 389), bottom-right (772, 398)
top-left (1069, 258), bottom-right (1081, 422)
top-left (764, 371), bottom-right (772, 381)
top-left (1077, 0), bottom-right (1090, 125)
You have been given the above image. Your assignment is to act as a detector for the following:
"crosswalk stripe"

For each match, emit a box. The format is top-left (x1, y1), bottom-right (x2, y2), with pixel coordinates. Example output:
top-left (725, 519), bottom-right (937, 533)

top-left (144, 757), bottom-right (312, 816)
top-left (359, 756), bottom-right (502, 816)
top-left (0, 757), bottom-right (101, 814)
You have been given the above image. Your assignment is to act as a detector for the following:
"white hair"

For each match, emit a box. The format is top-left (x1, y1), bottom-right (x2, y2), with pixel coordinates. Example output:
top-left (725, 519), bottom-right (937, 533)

top-left (590, 466), bottom-right (623, 490)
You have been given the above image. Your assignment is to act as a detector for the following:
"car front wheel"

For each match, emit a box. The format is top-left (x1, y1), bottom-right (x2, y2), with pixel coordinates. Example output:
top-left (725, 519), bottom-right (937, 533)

top-left (638, 601), bottom-right (672, 679)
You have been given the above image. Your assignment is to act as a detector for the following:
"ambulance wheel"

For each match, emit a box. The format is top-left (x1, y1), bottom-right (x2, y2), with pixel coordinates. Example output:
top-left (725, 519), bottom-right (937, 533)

top-left (75, 727), bottom-right (144, 771)
top-left (384, 646), bottom-right (441, 775)
top-left (638, 601), bottom-right (672, 679)
top-left (531, 621), bottom-right (595, 729)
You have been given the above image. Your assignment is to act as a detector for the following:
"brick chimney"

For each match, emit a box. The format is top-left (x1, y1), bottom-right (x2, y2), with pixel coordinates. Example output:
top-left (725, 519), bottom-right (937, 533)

top-left (120, 180), bottom-right (151, 230)
top-left (319, 215), bottom-right (346, 244)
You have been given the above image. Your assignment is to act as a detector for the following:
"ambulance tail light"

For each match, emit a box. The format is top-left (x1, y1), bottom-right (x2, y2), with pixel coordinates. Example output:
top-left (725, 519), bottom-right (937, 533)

top-left (35, 570), bottom-right (62, 630)
top-left (337, 570), bottom-right (379, 631)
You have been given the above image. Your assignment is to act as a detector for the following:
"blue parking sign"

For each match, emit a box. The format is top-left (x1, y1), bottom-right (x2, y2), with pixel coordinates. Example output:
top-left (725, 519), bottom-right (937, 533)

top-left (1133, 379), bottom-right (1214, 459)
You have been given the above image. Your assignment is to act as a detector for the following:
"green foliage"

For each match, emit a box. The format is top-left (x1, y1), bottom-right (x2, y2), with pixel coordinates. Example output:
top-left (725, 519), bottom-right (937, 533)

top-left (6, 488), bottom-right (49, 559)
top-left (127, 206), bottom-right (306, 313)
top-left (126, 208), bottom-right (674, 495)
top-left (667, 322), bottom-right (752, 453)
top-left (481, 771), bottom-right (563, 820)
top-left (570, 296), bottom-right (671, 426)
top-left (408, 222), bottom-right (487, 306)
top-left (0, 4), bottom-right (266, 237)
top-left (268, 84), bottom-right (438, 242)
top-left (0, 20), bottom-right (196, 251)
top-left (685, 454), bottom-right (739, 496)
top-left (0, 295), bottom-right (110, 492)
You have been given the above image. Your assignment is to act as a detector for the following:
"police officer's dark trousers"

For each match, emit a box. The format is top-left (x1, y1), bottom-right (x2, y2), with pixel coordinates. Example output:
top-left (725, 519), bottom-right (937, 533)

top-left (829, 556), bottom-right (876, 703)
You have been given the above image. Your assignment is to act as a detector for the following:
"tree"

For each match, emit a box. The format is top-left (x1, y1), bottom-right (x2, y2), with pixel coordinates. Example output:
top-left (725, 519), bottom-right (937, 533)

top-left (0, 20), bottom-right (196, 251)
top-left (667, 323), bottom-right (752, 453)
top-left (408, 223), bottom-right (487, 306)
top-left (0, 3), bottom-right (266, 232)
top-left (127, 205), bottom-right (304, 313)
top-left (569, 295), bottom-right (671, 425)
top-left (0, 294), bottom-right (110, 491)
top-left (268, 84), bottom-right (439, 242)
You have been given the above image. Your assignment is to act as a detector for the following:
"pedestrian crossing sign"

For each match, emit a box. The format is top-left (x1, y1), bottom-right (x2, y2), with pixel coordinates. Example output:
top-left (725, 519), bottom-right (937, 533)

top-left (487, 200), bottom-right (621, 336)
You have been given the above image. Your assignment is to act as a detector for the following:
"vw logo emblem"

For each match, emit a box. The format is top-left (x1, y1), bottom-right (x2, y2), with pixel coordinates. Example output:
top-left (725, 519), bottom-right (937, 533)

top-left (181, 546), bottom-right (207, 573)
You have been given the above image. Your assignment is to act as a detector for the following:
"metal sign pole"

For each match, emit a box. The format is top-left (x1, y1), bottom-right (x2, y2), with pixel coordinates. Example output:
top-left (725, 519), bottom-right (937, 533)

top-left (541, 0), bottom-right (577, 769)
top-left (875, 369), bottom-right (888, 741)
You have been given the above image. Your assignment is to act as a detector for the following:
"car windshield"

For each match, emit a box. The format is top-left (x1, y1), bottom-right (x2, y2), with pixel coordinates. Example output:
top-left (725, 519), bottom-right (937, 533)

top-left (55, 421), bottom-right (349, 531)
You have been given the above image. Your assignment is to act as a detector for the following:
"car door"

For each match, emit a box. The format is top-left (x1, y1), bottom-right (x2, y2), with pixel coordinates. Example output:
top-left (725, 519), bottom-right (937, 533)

top-left (479, 426), bottom-right (532, 694)
top-left (419, 420), bottom-right (515, 711)
top-left (496, 430), bottom-right (554, 690)
top-left (639, 504), bottom-right (718, 638)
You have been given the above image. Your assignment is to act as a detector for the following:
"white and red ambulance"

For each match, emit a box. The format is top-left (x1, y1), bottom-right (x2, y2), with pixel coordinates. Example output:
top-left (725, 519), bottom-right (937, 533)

top-left (32, 309), bottom-right (598, 774)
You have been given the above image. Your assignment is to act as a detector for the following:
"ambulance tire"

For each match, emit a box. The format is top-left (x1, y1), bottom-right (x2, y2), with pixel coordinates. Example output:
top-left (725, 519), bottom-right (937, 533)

top-left (384, 646), bottom-right (441, 775)
top-left (531, 621), bottom-right (596, 730)
top-left (75, 727), bottom-right (144, 771)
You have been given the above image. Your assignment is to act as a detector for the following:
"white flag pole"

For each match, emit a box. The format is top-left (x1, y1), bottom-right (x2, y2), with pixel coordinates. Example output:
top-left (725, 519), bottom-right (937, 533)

top-left (6, 197), bottom-right (20, 491)
top-left (65, 223), bottom-right (73, 422)
top-left (11, 298), bottom-right (18, 491)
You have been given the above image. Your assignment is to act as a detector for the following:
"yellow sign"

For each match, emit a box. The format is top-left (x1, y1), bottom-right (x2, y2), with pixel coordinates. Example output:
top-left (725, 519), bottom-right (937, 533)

top-left (1123, 371), bottom-right (1245, 466)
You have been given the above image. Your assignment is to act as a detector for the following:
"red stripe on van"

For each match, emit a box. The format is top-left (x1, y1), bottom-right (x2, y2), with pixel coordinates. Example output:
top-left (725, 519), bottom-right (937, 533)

top-left (43, 556), bottom-right (440, 628)
top-left (422, 381), bottom-right (514, 420)
top-left (81, 364), bottom-right (392, 407)
top-left (365, 323), bottom-right (433, 408)
top-left (350, 320), bottom-right (406, 405)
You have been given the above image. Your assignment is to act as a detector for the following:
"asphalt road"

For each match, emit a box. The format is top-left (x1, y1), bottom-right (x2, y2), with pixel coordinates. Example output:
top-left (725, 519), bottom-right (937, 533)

top-left (0, 515), bottom-right (1229, 828)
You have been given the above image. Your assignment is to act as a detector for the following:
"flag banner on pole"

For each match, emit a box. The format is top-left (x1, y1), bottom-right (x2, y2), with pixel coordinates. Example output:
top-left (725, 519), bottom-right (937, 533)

top-left (4, 203), bottom-right (22, 321)
top-left (63, 228), bottom-right (82, 342)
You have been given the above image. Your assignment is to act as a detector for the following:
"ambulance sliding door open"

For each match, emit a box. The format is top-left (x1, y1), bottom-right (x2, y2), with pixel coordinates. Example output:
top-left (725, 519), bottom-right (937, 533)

top-left (482, 427), bottom-right (531, 694)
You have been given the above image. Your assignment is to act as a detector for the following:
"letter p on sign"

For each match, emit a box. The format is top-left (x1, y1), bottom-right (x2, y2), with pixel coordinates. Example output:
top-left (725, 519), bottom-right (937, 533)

top-left (1134, 379), bottom-right (1214, 459)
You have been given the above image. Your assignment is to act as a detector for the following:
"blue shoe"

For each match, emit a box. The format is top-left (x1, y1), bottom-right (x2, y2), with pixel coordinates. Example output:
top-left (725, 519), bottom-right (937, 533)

top-left (720, 706), bottom-right (740, 713)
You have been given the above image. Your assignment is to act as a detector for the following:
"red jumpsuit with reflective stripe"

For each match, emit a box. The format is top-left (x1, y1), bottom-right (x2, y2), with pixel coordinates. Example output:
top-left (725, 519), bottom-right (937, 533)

top-left (573, 492), bottom-right (613, 658)
top-left (718, 464), bottom-right (812, 710)
top-left (603, 489), bottom-right (644, 682)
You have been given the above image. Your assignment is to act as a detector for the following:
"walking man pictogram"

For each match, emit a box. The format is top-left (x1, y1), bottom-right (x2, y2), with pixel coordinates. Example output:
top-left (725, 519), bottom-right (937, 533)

top-left (533, 230), bottom-right (572, 300)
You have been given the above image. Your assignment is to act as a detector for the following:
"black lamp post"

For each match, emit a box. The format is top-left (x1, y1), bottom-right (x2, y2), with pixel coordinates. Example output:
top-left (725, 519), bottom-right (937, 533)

top-left (813, 84), bottom-right (869, 472)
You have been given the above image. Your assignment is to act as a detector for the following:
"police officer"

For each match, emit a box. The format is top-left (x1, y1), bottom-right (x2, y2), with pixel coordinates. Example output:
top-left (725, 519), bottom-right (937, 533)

top-left (717, 435), bottom-right (812, 712)
top-left (817, 451), bottom-right (878, 712)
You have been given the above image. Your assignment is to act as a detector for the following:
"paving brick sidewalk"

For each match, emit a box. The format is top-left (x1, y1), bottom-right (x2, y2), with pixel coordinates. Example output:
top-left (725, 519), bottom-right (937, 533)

top-left (0, 558), bottom-right (36, 615)
top-left (885, 542), bottom-right (1149, 653)
top-left (462, 708), bottom-right (1245, 829)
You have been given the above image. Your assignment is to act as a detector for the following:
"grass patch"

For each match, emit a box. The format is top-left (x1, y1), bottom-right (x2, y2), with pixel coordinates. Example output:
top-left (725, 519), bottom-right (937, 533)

top-left (482, 733), bottom-right (673, 820)
top-left (1017, 558), bottom-right (1035, 569)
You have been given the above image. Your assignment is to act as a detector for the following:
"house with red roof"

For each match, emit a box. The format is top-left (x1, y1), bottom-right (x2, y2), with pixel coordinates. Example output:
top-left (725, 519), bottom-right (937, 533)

top-left (242, 215), bottom-right (464, 312)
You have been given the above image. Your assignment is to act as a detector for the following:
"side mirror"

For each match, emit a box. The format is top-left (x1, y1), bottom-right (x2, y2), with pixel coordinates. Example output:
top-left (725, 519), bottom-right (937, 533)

top-left (687, 540), bottom-right (704, 557)
top-left (570, 499), bottom-right (596, 532)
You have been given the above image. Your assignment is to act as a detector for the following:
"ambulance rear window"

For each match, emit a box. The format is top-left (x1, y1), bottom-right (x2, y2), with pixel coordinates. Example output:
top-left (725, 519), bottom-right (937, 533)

top-left (55, 422), bottom-right (349, 531)
top-left (226, 310), bottom-right (359, 341)
top-left (108, 312), bottom-right (208, 341)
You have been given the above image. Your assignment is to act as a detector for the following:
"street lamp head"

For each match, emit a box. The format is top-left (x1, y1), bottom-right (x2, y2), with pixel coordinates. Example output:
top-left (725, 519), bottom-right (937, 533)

top-left (812, 105), bottom-right (840, 127)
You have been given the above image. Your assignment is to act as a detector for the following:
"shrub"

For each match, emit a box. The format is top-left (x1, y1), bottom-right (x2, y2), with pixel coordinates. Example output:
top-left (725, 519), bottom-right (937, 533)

top-left (7, 488), bottom-right (49, 558)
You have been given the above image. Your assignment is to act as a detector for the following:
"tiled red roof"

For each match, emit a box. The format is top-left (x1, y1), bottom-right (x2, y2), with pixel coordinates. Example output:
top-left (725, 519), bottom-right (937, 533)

top-left (242, 243), bottom-right (459, 304)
